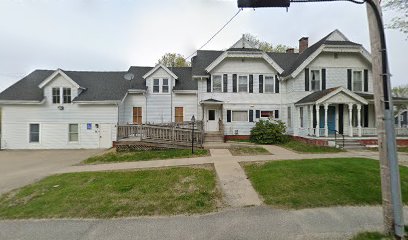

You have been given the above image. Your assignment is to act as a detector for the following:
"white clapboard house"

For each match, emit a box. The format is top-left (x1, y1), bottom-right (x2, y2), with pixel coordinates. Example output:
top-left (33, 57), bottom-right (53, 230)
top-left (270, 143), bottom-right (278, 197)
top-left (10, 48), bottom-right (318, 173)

top-left (0, 29), bottom-right (407, 149)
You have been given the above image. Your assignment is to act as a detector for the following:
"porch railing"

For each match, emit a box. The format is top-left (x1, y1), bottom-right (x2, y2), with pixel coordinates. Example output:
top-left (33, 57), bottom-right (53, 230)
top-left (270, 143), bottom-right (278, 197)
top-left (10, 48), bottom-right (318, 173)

top-left (305, 127), bottom-right (408, 137)
top-left (117, 121), bottom-right (204, 147)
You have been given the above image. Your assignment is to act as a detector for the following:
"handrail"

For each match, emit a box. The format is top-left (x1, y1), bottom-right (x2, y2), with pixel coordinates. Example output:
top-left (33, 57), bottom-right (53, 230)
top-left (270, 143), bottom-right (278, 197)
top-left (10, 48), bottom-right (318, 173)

top-left (329, 129), bottom-right (345, 148)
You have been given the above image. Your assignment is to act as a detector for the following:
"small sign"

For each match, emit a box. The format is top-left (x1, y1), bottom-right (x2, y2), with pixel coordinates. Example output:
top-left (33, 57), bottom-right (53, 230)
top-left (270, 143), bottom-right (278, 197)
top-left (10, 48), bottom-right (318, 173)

top-left (87, 123), bottom-right (92, 130)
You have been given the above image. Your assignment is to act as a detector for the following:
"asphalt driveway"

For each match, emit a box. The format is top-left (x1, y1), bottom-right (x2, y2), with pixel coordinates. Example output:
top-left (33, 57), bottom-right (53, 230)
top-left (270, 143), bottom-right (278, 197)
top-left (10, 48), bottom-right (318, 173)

top-left (0, 149), bottom-right (103, 195)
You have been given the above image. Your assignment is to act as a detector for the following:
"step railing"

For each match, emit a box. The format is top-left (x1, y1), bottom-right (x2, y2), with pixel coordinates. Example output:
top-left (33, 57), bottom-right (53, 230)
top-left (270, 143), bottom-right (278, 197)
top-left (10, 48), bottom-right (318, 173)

top-left (329, 129), bottom-right (345, 148)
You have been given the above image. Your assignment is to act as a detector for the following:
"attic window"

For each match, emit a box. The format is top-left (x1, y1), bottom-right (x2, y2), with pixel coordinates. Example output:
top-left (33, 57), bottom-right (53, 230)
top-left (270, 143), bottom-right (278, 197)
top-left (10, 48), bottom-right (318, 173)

top-left (63, 88), bottom-right (71, 103)
top-left (153, 79), bottom-right (160, 93)
top-left (162, 79), bottom-right (169, 93)
top-left (52, 88), bottom-right (60, 104)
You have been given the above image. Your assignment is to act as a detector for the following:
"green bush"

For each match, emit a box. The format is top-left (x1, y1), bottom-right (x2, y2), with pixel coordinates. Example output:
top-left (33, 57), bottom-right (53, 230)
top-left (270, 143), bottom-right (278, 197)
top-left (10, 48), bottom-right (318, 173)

top-left (250, 120), bottom-right (288, 144)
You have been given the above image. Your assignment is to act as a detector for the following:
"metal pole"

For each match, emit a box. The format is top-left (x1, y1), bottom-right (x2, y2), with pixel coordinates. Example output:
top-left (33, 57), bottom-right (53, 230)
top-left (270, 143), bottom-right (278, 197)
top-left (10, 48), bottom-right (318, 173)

top-left (366, 0), bottom-right (404, 237)
top-left (192, 122), bottom-right (194, 154)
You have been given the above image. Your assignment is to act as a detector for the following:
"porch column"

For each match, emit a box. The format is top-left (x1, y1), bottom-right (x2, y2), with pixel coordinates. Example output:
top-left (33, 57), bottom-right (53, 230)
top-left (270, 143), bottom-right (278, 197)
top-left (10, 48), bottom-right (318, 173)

top-left (348, 103), bottom-right (353, 137)
top-left (315, 104), bottom-right (320, 137)
top-left (398, 110), bottom-right (402, 128)
top-left (357, 104), bottom-right (362, 137)
top-left (324, 103), bottom-right (329, 137)
top-left (309, 105), bottom-right (314, 135)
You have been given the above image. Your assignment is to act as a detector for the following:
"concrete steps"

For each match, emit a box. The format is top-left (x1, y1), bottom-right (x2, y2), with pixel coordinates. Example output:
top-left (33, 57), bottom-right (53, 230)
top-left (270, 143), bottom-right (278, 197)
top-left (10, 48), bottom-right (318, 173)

top-left (336, 139), bottom-right (366, 150)
top-left (204, 132), bottom-right (224, 143)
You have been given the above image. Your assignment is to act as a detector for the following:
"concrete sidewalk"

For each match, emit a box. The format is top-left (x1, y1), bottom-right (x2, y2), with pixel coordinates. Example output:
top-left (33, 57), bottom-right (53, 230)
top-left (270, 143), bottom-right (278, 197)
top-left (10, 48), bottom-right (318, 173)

top-left (1, 206), bottom-right (406, 240)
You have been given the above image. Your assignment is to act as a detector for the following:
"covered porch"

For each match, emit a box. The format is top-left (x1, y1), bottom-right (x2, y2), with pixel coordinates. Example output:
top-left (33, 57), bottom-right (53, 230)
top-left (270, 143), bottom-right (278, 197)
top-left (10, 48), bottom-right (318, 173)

top-left (200, 98), bottom-right (224, 133)
top-left (295, 87), bottom-right (408, 138)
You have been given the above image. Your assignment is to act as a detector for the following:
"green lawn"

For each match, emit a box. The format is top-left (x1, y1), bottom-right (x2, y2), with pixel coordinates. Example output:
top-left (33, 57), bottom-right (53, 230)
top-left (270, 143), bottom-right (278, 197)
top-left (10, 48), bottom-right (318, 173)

top-left (229, 146), bottom-right (271, 156)
top-left (350, 232), bottom-right (392, 240)
top-left (368, 147), bottom-right (408, 153)
top-left (83, 149), bottom-right (209, 164)
top-left (244, 158), bottom-right (408, 209)
top-left (280, 140), bottom-right (344, 153)
top-left (0, 167), bottom-right (221, 219)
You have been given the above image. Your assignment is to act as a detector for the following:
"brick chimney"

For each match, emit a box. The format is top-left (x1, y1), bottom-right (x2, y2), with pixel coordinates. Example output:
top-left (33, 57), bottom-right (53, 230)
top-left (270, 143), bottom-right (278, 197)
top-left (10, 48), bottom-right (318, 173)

top-left (286, 48), bottom-right (295, 53)
top-left (299, 37), bottom-right (309, 54)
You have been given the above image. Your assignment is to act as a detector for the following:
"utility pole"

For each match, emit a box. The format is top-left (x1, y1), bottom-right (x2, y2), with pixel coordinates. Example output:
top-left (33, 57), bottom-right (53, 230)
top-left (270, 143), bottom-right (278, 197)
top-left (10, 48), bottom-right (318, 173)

top-left (366, 0), bottom-right (404, 237)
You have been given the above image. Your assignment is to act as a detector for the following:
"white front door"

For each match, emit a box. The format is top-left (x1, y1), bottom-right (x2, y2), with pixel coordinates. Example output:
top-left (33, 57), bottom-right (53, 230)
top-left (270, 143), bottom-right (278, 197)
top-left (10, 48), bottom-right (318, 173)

top-left (99, 124), bottom-right (112, 148)
top-left (206, 109), bottom-right (219, 132)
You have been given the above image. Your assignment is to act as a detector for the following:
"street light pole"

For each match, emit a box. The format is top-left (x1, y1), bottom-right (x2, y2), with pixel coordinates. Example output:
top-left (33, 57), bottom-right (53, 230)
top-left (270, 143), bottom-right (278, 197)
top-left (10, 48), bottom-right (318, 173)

top-left (237, 0), bottom-right (404, 238)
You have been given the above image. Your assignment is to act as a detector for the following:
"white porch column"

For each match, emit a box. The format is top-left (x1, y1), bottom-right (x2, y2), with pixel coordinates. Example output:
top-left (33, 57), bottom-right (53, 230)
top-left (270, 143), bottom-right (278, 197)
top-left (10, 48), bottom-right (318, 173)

top-left (398, 110), bottom-right (402, 128)
top-left (315, 104), bottom-right (320, 137)
top-left (357, 104), bottom-right (362, 137)
top-left (324, 103), bottom-right (329, 137)
top-left (309, 105), bottom-right (314, 135)
top-left (348, 103), bottom-right (353, 137)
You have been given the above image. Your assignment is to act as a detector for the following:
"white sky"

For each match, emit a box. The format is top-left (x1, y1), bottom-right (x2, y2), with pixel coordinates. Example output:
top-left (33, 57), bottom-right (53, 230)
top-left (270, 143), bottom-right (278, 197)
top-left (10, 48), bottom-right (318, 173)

top-left (0, 0), bottom-right (406, 91)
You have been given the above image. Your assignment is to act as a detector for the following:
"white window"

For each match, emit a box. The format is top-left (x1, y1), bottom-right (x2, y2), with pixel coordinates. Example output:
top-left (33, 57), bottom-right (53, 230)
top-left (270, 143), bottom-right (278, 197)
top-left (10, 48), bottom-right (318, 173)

top-left (287, 107), bottom-right (292, 128)
top-left (310, 70), bottom-right (321, 91)
top-left (261, 111), bottom-right (274, 118)
top-left (63, 88), bottom-right (71, 103)
top-left (300, 107), bottom-right (304, 128)
top-left (29, 124), bottom-right (40, 143)
top-left (353, 70), bottom-right (363, 92)
top-left (69, 124), bottom-right (79, 142)
top-left (52, 88), bottom-right (60, 104)
top-left (153, 79), bottom-right (160, 93)
top-left (162, 79), bottom-right (169, 93)
top-left (232, 111), bottom-right (248, 122)
top-left (238, 76), bottom-right (248, 92)
top-left (264, 76), bottom-right (274, 93)
top-left (212, 75), bottom-right (222, 92)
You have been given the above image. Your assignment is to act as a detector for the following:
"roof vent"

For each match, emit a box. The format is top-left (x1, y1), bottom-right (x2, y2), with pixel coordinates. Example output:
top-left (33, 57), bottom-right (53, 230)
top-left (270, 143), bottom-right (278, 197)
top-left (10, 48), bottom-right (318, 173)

top-left (124, 73), bottom-right (134, 81)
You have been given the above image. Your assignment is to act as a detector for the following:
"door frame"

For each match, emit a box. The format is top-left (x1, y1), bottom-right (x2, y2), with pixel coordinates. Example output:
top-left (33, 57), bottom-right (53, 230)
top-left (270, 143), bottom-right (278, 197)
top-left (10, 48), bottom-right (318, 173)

top-left (205, 107), bottom-right (220, 132)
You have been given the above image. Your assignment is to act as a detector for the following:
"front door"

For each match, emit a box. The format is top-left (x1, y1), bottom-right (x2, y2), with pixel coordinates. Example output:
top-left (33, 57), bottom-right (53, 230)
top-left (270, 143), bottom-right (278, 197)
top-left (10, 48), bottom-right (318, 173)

top-left (99, 124), bottom-right (112, 148)
top-left (133, 107), bottom-right (142, 124)
top-left (327, 106), bottom-right (336, 133)
top-left (206, 109), bottom-right (219, 132)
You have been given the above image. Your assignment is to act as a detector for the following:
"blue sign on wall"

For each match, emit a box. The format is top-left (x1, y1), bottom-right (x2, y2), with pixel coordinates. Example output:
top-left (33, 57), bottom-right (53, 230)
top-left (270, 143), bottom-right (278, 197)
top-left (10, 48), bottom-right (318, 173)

top-left (87, 123), bottom-right (92, 130)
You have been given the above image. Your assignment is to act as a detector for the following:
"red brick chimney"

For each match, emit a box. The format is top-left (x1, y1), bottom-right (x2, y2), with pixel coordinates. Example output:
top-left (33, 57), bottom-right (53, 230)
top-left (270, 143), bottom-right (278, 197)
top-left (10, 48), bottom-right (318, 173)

top-left (299, 37), bottom-right (309, 54)
top-left (286, 48), bottom-right (295, 53)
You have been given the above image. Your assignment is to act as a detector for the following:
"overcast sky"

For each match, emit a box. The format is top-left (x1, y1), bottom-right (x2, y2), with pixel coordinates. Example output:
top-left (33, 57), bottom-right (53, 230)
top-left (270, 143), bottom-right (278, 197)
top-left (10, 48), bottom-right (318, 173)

top-left (0, 0), bottom-right (406, 91)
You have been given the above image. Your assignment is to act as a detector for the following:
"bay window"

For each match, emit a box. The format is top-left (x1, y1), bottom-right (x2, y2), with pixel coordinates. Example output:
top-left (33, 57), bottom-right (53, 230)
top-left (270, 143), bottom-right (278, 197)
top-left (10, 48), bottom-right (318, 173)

top-left (238, 76), bottom-right (248, 92)
top-left (353, 70), bottom-right (363, 92)
top-left (264, 76), bottom-right (274, 93)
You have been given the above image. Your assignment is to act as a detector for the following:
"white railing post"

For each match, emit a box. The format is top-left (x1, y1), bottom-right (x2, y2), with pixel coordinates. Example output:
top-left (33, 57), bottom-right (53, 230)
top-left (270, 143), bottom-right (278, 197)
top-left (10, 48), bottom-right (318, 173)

top-left (324, 103), bottom-right (329, 137)
top-left (315, 104), bottom-right (320, 137)
top-left (357, 104), bottom-right (362, 137)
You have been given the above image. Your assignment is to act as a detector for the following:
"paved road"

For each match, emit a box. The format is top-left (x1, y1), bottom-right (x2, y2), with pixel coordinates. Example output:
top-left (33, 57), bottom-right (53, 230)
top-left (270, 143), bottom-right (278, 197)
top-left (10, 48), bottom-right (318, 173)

top-left (0, 149), bottom-right (102, 194)
top-left (1, 206), bottom-right (407, 240)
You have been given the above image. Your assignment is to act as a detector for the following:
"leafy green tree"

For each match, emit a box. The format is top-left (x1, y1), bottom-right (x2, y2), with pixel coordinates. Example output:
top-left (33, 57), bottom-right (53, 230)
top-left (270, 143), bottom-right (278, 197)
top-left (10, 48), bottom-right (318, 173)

top-left (244, 33), bottom-right (292, 53)
top-left (250, 120), bottom-right (289, 144)
top-left (393, 84), bottom-right (408, 113)
top-left (157, 53), bottom-right (190, 67)
top-left (383, 0), bottom-right (408, 36)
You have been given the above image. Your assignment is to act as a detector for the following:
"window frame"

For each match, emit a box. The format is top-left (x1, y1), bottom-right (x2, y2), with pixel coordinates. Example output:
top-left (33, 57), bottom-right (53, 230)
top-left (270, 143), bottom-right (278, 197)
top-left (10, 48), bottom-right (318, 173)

top-left (310, 69), bottom-right (321, 92)
top-left (238, 75), bottom-right (248, 93)
top-left (212, 75), bottom-right (222, 93)
top-left (52, 88), bottom-right (60, 104)
top-left (260, 110), bottom-right (274, 119)
top-left (231, 110), bottom-right (249, 122)
top-left (162, 78), bottom-right (169, 93)
top-left (300, 107), bottom-right (304, 128)
top-left (29, 123), bottom-right (40, 143)
top-left (63, 87), bottom-right (71, 104)
top-left (153, 79), bottom-right (160, 93)
top-left (68, 123), bottom-right (79, 143)
top-left (352, 70), bottom-right (363, 92)
top-left (264, 75), bottom-right (275, 93)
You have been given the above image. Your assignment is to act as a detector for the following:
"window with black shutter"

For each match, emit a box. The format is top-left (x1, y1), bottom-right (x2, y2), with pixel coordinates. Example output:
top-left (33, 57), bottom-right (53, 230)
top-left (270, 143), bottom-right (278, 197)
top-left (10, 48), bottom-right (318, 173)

top-left (259, 75), bottom-right (263, 93)
top-left (256, 110), bottom-right (260, 118)
top-left (363, 69), bottom-right (368, 92)
top-left (223, 74), bottom-right (228, 92)
top-left (249, 75), bottom-right (253, 93)
top-left (347, 69), bottom-right (352, 90)
top-left (305, 68), bottom-right (309, 91)
top-left (363, 105), bottom-right (369, 127)
top-left (249, 110), bottom-right (254, 122)
top-left (275, 75), bottom-right (279, 93)
top-left (207, 77), bottom-right (211, 92)
top-left (321, 68), bottom-right (326, 90)
top-left (227, 110), bottom-right (231, 122)
top-left (232, 74), bottom-right (237, 92)
top-left (275, 110), bottom-right (279, 119)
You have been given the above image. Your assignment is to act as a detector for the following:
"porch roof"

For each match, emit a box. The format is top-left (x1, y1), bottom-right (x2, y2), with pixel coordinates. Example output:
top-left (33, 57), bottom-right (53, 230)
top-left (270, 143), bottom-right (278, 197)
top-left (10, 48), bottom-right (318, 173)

top-left (200, 98), bottom-right (224, 105)
top-left (356, 92), bottom-right (408, 104)
top-left (295, 87), bottom-right (368, 106)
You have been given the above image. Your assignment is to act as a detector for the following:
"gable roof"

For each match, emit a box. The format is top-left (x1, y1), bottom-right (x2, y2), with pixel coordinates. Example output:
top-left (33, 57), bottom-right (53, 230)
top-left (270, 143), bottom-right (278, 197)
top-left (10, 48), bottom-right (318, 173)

top-left (296, 87), bottom-right (368, 105)
top-left (142, 64), bottom-right (178, 79)
top-left (38, 69), bottom-right (81, 89)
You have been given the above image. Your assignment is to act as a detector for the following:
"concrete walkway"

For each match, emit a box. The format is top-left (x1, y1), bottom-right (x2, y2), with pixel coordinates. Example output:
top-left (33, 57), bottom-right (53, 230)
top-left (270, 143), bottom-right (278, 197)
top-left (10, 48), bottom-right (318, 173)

top-left (1, 206), bottom-right (407, 240)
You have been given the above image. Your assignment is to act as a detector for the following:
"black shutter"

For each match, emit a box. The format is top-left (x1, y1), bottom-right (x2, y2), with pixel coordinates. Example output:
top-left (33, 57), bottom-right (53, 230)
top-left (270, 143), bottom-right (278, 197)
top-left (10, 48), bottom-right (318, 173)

top-left (305, 68), bottom-right (309, 91)
top-left (223, 74), bottom-right (228, 92)
top-left (321, 68), bottom-right (326, 90)
top-left (275, 110), bottom-right (279, 119)
top-left (275, 75), bottom-right (279, 93)
top-left (363, 69), bottom-right (368, 92)
top-left (249, 110), bottom-right (254, 122)
top-left (256, 110), bottom-right (260, 118)
top-left (249, 75), bottom-right (253, 93)
top-left (207, 76), bottom-right (211, 92)
top-left (227, 110), bottom-right (231, 122)
top-left (347, 69), bottom-right (352, 90)
top-left (232, 74), bottom-right (237, 92)
top-left (363, 105), bottom-right (369, 127)
top-left (259, 75), bottom-right (264, 93)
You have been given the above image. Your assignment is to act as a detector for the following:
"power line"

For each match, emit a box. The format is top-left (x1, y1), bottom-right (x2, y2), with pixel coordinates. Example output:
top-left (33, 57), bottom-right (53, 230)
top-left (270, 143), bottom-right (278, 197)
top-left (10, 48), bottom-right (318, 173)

top-left (185, 8), bottom-right (243, 60)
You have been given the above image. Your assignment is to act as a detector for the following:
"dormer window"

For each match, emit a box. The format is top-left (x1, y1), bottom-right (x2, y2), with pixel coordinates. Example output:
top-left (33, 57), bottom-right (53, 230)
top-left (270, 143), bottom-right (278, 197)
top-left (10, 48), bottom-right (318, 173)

top-left (162, 79), bottom-right (169, 93)
top-left (153, 79), bottom-right (160, 93)
top-left (63, 88), bottom-right (71, 103)
top-left (238, 76), bottom-right (248, 92)
top-left (52, 88), bottom-right (60, 104)
top-left (311, 70), bottom-right (321, 91)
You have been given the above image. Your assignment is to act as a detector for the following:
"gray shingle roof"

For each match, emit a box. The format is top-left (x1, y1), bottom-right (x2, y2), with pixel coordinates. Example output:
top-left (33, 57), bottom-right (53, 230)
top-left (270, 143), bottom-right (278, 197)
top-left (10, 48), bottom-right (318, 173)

top-left (356, 92), bottom-right (408, 102)
top-left (295, 87), bottom-right (340, 104)
top-left (191, 50), bottom-right (223, 76)
top-left (266, 52), bottom-right (299, 72)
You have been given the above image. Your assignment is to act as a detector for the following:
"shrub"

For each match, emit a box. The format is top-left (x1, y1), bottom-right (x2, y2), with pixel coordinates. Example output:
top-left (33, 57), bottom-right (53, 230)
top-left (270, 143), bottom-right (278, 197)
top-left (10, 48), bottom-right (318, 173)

top-left (250, 120), bottom-right (288, 144)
